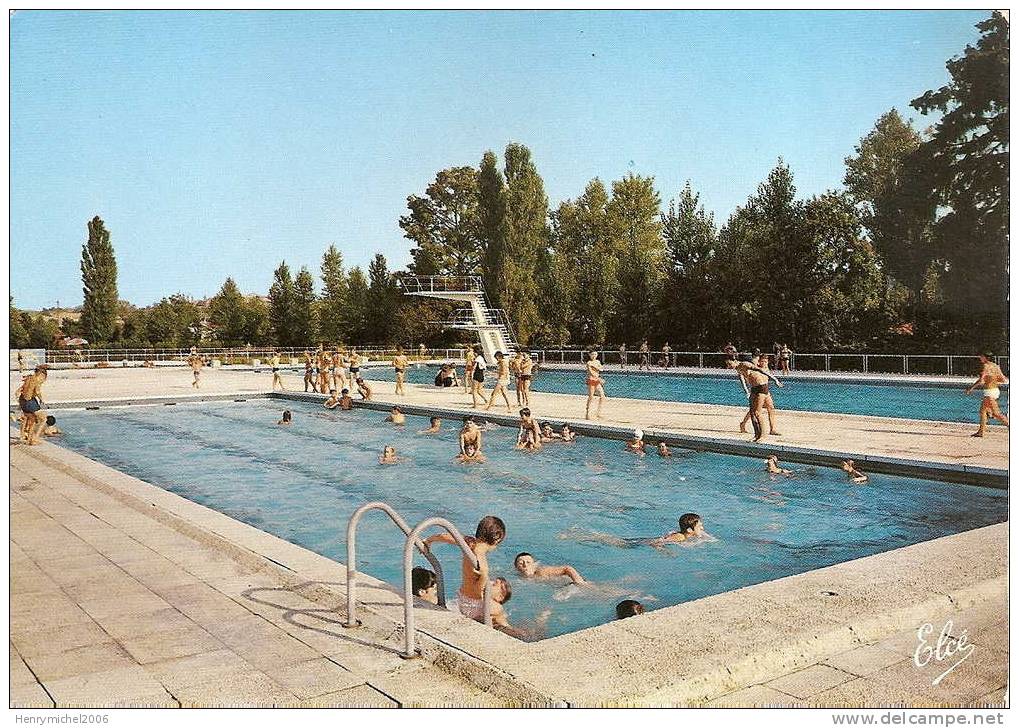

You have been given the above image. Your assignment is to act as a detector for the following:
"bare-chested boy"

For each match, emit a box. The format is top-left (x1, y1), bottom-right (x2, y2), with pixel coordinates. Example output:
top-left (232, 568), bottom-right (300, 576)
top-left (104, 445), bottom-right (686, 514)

top-left (419, 416), bottom-right (442, 434)
top-left (424, 516), bottom-right (506, 625)
top-left (459, 416), bottom-right (482, 456)
top-left (729, 354), bottom-right (783, 442)
top-left (516, 408), bottom-right (542, 451)
top-left (187, 352), bottom-right (204, 388)
top-left (386, 406), bottom-right (405, 425)
top-left (513, 553), bottom-right (586, 585)
top-left (518, 352), bottom-right (535, 407)
top-left (965, 352), bottom-right (1009, 437)
top-left (486, 351), bottom-right (512, 412)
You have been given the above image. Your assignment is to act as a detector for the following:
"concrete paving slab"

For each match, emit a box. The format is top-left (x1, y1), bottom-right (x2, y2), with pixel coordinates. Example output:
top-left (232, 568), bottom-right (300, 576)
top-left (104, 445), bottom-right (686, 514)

top-left (170, 669), bottom-right (298, 708)
top-left (119, 623), bottom-right (224, 664)
top-left (764, 664), bottom-right (857, 699)
top-left (141, 649), bottom-right (253, 693)
top-left (22, 642), bottom-right (137, 682)
top-left (10, 679), bottom-right (55, 708)
top-left (705, 684), bottom-right (803, 707)
top-left (258, 657), bottom-right (364, 699)
top-left (299, 682), bottom-right (398, 708)
top-left (44, 665), bottom-right (178, 708)
top-left (822, 644), bottom-right (906, 677)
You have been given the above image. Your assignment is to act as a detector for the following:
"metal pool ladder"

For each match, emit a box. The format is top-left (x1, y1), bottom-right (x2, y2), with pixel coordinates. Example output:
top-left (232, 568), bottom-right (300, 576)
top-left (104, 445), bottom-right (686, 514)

top-left (343, 502), bottom-right (492, 659)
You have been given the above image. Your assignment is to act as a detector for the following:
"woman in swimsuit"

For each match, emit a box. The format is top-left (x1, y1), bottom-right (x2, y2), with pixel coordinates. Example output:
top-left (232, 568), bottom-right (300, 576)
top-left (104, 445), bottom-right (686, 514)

top-left (464, 348), bottom-right (476, 394)
top-left (303, 354), bottom-right (317, 393)
top-left (270, 353), bottom-right (285, 391)
top-left (585, 350), bottom-right (606, 420)
top-left (486, 352), bottom-right (512, 412)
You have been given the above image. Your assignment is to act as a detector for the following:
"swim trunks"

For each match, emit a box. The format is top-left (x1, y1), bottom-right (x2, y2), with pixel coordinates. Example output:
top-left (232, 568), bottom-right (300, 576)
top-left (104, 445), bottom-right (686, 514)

top-left (19, 397), bottom-right (40, 415)
top-left (456, 590), bottom-right (485, 621)
top-left (473, 367), bottom-right (485, 383)
top-left (750, 384), bottom-right (769, 396)
top-left (983, 387), bottom-right (1001, 400)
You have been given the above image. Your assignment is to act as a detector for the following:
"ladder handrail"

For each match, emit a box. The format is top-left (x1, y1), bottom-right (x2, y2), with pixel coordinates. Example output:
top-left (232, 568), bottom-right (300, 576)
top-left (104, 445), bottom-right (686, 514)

top-left (344, 502), bottom-right (447, 628)
top-left (402, 516), bottom-right (493, 659)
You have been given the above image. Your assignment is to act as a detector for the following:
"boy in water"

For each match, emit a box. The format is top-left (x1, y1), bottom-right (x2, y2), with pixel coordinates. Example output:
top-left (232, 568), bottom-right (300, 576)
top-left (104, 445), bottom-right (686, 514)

top-left (386, 406), bottom-right (405, 425)
top-left (339, 388), bottom-right (354, 410)
top-left (379, 445), bottom-right (398, 464)
top-left (459, 416), bottom-right (482, 456)
top-left (516, 408), bottom-right (542, 450)
top-left (42, 415), bottom-right (62, 437)
top-left (355, 377), bottom-right (372, 400)
top-left (418, 416), bottom-right (442, 434)
top-left (616, 600), bottom-right (645, 619)
top-left (424, 516), bottom-right (506, 625)
top-left (965, 352), bottom-right (1010, 437)
top-left (625, 428), bottom-right (646, 456)
top-left (412, 567), bottom-right (438, 605)
top-left (456, 442), bottom-right (486, 463)
top-left (324, 389), bottom-right (340, 409)
top-left (765, 454), bottom-right (792, 475)
top-left (650, 513), bottom-right (705, 546)
top-left (560, 424), bottom-right (577, 442)
top-left (277, 410), bottom-right (293, 426)
top-left (513, 553), bottom-right (586, 585)
top-left (540, 423), bottom-right (561, 442)
top-left (841, 459), bottom-right (868, 484)
top-left (657, 441), bottom-right (672, 457)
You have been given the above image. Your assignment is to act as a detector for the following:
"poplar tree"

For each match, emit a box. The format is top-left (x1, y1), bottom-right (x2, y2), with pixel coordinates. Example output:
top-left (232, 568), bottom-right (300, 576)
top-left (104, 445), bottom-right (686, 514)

top-left (478, 150), bottom-right (510, 306)
top-left (80, 215), bottom-right (118, 344)
top-left (209, 277), bottom-right (246, 345)
top-left (319, 245), bottom-right (348, 342)
top-left (292, 267), bottom-right (319, 346)
top-left (502, 143), bottom-right (549, 344)
top-left (268, 261), bottom-right (295, 346)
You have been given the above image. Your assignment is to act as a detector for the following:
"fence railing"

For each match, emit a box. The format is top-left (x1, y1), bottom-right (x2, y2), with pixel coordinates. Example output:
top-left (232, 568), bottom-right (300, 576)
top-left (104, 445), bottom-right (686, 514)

top-left (16, 346), bottom-right (471, 368)
top-left (527, 349), bottom-right (1009, 378)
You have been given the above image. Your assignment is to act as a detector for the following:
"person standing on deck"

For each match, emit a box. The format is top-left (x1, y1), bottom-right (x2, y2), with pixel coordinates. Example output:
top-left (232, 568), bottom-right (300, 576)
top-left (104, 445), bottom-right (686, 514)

top-left (779, 344), bottom-right (792, 375)
top-left (965, 352), bottom-right (1009, 437)
top-left (486, 351), bottom-right (512, 412)
top-left (187, 351), bottom-right (204, 388)
top-left (518, 351), bottom-right (535, 407)
top-left (17, 365), bottom-right (48, 445)
top-left (270, 352), bottom-right (285, 391)
top-left (638, 340), bottom-right (650, 370)
top-left (585, 350), bottom-right (607, 419)
top-left (393, 347), bottom-right (409, 396)
top-left (470, 346), bottom-right (487, 408)
top-left (619, 343), bottom-right (627, 369)
top-left (302, 351), bottom-right (317, 393)
top-left (662, 342), bottom-right (671, 369)
top-left (729, 354), bottom-right (783, 442)
top-left (510, 352), bottom-right (524, 406)
top-left (318, 348), bottom-right (331, 393)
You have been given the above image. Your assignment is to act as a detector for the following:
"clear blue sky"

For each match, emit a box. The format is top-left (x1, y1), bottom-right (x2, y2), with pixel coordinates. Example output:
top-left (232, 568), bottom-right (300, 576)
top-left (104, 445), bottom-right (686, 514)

top-left (10, 9), bottom-right (988, 310)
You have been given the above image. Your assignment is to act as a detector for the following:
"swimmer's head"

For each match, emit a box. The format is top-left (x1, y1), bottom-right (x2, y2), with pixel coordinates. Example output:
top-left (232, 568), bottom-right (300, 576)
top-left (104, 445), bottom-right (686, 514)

top-left (587, 350), bottom-right (598, 360)
top-left (633, 428), bottom-right (644, 441)
top-left (495, 351), bottom-right (504, 359)
top-left (616, 600), bottom-right (645, 619)
top-left (542, 423), bottom-right (553, 434)
top-left (678, 513), bottom-right (703, 535)
top-left (980, 351), bottom-right (994, 362)
top-left (341, 388), bottom-right (349, 395)
top-left (520, 408), bottom-right (531, 418)
top-left (356, 377), bottom-right (365, 384)
top-left (412, 567), bottom-right (438, 604)
top-left (392, 406), bottom-right (401, 413)
top-left (430, 416), bottom-right (440, 426)
top-left (476, 515), bottom-right (506, 546)
top-left (281, 410), bottom-right (292, 423)
top-left (382, 445), bottom-right (396, 457)
top-left (46, 415), bottom-right (56, 426)
top-left (658, 441), bottom-right (669, 453)
top-left (492, 577), bottom-right (512, 604)
top-left (767, 454), bottom-right (778, 463)
top-left (513, 552), bottom-right (536, 576)
top-left (329, 389), bottom-right (336, 395)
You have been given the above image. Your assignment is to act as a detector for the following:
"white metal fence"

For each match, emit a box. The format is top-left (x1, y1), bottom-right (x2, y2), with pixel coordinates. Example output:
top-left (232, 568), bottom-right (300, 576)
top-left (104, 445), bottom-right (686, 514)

top-left (528, 349), bottom-right (1008, 377)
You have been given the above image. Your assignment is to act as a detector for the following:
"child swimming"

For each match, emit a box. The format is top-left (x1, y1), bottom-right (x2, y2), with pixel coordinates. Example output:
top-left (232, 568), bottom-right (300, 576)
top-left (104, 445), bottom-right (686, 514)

top-left (418, 416), bottom-right (442, 434)
top-left (456, 442), bottom-right (486, 463)
top-left (412, 567), bottom-right (438, 605)
top-left (625, 428), bottom-right (646, 456)
top-left (277, 410), bottom-right (292, 426)
top-left (841, 459), bottom-right (869, 484)
top-left (765, 454), bottom-right (792, 475)
top-left (379, 445), bottom-right (398, 464)
top-left (657, 442), bottom-right (672, 457)
top-left (513, 552), bottom-right (585, 585)
top-left (386, 406), bottom-right (406, 425)
top-left (323, 389), bottom-right (340, 409)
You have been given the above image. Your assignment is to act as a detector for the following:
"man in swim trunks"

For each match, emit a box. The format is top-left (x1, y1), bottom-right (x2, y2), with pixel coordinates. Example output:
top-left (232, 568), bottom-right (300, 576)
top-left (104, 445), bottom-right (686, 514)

top-left (516, 408), bottom-right (542, 450)
top-left (303, 354), bottom-right (317, 393)
top-left (318, 349), bottom-right (331, 393)
top-left (187, 352), bottom-right (203, 388)
top-left (518, 351), bottom-right (535, 407)
top-left (584, 350), bottom-right (606, 419)
top-left (638, 340), bottom-right (650, 370)
top-left (965, 352), bottom-right (1009, 437)
top-left (339, 388), bottom-right (354, 410)
top-left (619, 343), bottom-right (627, 369)
top-left (779, 344), bottom-right (792, 375)
top-left (393, 347), bottom-right (409, 396)
top-left (661, 342), bottom-right (671, 369)
top-left (729, 354), bottom-right (783, 442)
top-left (18, 365), bottom-right (48, 445)
top-left (486, 351), bottom-right (512, 412)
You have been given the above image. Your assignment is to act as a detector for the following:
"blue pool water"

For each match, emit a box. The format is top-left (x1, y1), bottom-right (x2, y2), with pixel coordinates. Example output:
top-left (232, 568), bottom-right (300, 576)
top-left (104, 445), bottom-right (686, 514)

top-left (366, 364), bottom-right (1006, 423)
top-left (55, 399), bottom-right (1006, 639)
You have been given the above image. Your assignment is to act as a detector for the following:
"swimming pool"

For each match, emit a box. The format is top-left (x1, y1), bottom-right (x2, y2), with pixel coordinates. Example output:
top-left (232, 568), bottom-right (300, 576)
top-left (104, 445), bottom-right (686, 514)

top-left (367, 365), bottom-right (1006, 423)
top-left (53, 398), bottom-right (1006, 639)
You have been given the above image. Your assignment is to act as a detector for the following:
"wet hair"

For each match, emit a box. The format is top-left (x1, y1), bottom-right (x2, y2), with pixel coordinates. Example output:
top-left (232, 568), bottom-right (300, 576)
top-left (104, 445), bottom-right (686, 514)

top-left (678, 513), bottom-right (701, 533)
top-left (513, 552), bottom-right (532, 568)
top-left (495, 351), bottom-right (504, 358)
top-left (493, 576), bottom-right (511, 604)
top-left (475, 515), bottom-right (506, 546)
top-left (430, 416), bottom-right (440, 425)
top-left (341, 388), bottom-right (349, 394)
top-left (519, 408), bottom-right (531, 417)
top-left (412, 567), bottom-right (436, 596)
top-left (392, 406), bottom-right (401, 413)
top-left (45, 415), bottom-right (56, 426)
top-left (281, 410), bottom-right (292, 422)
top-left (616, 600), bottom-right (645, 619)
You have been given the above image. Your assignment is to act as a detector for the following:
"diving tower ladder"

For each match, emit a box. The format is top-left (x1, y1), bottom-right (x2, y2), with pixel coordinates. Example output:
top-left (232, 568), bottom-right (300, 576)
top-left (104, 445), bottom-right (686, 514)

top-left (400, 276), bottom-right (518, 361)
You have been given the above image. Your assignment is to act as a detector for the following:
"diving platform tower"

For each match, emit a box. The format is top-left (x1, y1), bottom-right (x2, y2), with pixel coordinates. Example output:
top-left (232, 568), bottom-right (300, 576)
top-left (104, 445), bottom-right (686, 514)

top-left (400, 276), bottom-right (518, 362)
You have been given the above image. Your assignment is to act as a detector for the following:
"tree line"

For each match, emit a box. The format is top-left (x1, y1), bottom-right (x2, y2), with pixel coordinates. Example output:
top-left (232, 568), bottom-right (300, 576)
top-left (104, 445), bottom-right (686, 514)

top-left (10, 13), bottom-right (1006, 353)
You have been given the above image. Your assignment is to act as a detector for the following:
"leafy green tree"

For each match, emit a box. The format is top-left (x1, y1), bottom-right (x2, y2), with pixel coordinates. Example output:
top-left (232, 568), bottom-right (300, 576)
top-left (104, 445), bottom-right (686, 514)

top-left (292, 267), bottom-right (318, 346)
top-left (658, 182), bottom-right (719, 347)
top-left (10, 297), bottom-right (29, 348)
top-left (366, 254), bottom-right (399, 344)
top-left (27, 315), bottom-right (60, 349)
top-left (606, 174), bottom-right (665, 342)
top-left (319, 245), bottom-right (348, 342)
top-left (910, 11), bottom-right (1008, 334)
top-left (242, 297), bottom-right (270, 345)
top-left (209, 278), bottom-right (246, 345)
top-left (401, 167), bottom-right (483, 276)
top-left (145, 294), bottom-right (201, 347)
top-left (80, 216), bottom-right (119, 344)
top-left (478, 150), bottom-right (511, 308)
top-left (343, 266), bottom-right (369, 343)
top-left (502, 143), bottom-right (549, 344)
top-left (268, 262), bottom-right (295, 346)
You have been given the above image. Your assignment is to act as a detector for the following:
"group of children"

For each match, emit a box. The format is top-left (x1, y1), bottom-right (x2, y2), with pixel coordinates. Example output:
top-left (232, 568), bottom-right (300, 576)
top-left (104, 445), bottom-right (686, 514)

top-left (411, 512), bottom-right (709, 638)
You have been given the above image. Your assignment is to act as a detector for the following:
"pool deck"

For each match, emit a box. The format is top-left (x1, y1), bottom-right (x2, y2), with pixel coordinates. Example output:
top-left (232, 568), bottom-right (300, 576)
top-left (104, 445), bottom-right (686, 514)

top-left (8, 367), bottom-right (1009, 707)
